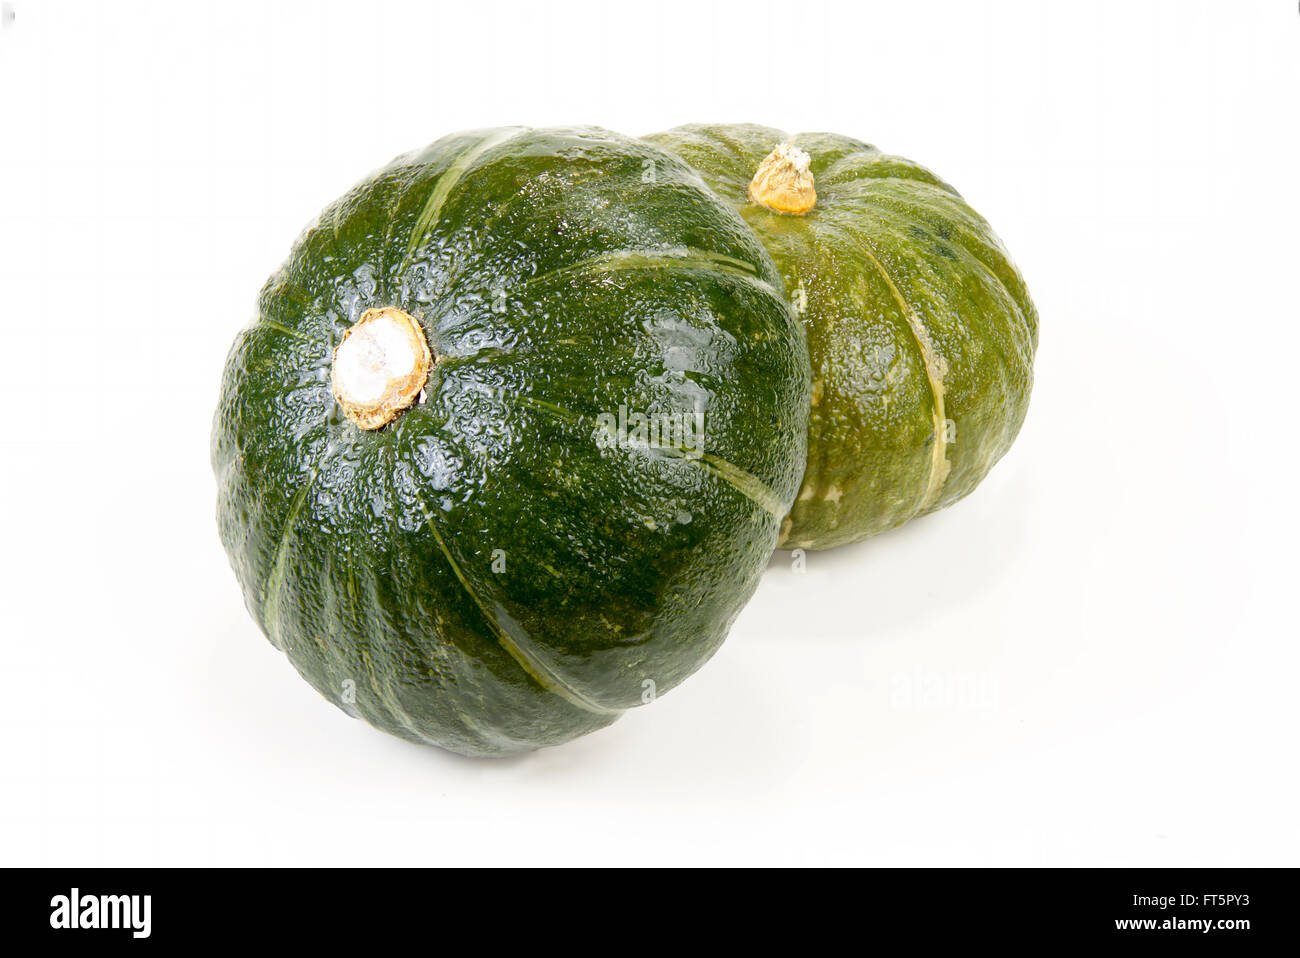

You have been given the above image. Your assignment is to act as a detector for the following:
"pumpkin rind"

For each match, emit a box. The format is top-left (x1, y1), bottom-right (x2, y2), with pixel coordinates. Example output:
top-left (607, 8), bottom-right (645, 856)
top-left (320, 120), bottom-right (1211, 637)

top-left (212, 127), bottom-right (810, 756)
top-left (646, 124), bottom-right (1038, 549)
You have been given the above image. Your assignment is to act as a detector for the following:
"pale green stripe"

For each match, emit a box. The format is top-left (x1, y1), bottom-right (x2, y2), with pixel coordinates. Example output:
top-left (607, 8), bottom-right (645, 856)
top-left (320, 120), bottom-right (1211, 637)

top-left (401, 127), bottom-right (526, 269)
top-left (413, 493), bottom-right (621, 717)
top-left (260, 468), bottom-right (320, 651)
top-left (252, 317), bottom-right (311, 342)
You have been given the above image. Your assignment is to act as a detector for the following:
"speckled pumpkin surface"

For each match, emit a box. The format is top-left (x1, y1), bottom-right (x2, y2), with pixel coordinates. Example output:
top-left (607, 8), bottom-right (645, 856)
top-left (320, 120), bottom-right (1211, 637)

top-left (647, 124), bottom-right (1038, 549)
top-left (213, 127), bottom-right (810, 756)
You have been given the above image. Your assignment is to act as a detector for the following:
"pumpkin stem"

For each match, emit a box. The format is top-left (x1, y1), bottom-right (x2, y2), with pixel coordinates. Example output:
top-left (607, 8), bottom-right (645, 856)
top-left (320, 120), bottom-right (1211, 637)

top-left (748, 143), bottom-right (817, 215)
top-left (331, 307), bottom-right (433, 430)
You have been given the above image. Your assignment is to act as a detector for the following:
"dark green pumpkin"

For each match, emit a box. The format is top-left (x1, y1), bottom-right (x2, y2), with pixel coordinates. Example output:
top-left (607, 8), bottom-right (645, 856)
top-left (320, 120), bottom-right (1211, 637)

top-left (212, 127), bottom-right (810, 757)
top-left (646, 124), bottom-right (1038, 549)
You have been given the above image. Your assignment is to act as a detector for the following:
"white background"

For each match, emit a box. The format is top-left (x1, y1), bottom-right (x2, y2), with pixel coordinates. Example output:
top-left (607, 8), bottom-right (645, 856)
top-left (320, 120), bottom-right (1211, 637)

top-left (1, 0), bottom-right (1297, 866)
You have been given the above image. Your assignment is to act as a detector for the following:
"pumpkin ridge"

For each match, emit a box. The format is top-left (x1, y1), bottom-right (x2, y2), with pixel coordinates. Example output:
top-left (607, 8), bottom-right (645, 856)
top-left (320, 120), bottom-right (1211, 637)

top-left (401, 126), bottom-right (528, 271)
top-left (831, 173), bottom-right (957, 198)
top-left (259, 458), bottom-right (326, 651)
top-left (841, 225), bottom-right (952, 513)
top-left (325, 507), bottom-right (553, 754)
top-left (851, 189), bottom-right (1038, 346)
top-left (878, 201), bottom-right (1029, 361)
top-left (361, 444), bottom-right (457, 748)
top-left (413, 491), bottom-right (623, 717)
top-left (515, 246), bottom-right (774, 295)
top-left (375, 178), bottom-right (403, 303)
top-left (369, 446), bottom-right (547, 752)
top-left (370, 674), bottom-right (445, 747)
top-left (254, 316), bottom-right (312, 342)
top-left (520, 394), bottom-right (788, 521)
top-left (694, 452), bottom-right (787, 519)
top-left (706, 126), bottom-right (769, 165)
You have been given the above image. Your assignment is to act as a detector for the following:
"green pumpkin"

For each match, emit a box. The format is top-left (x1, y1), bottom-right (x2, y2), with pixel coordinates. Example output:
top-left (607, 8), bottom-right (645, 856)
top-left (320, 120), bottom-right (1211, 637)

top-left (646, 124), bottom-right (1038, 549)
top-left (212, 127), bottom-right (810, 757)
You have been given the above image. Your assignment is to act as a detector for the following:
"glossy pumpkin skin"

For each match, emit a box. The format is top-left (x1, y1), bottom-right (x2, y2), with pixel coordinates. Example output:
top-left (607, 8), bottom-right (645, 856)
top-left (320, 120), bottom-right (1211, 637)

top-left (646, 125), bottom-right (1038, 549)
top-left (212, 127), bottom-right (810, 757)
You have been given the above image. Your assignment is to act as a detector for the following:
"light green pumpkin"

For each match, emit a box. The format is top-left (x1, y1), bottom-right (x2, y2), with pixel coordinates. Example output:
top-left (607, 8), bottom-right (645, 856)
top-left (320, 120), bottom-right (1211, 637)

top-left (646, 124), bottom-right (1038, 549)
